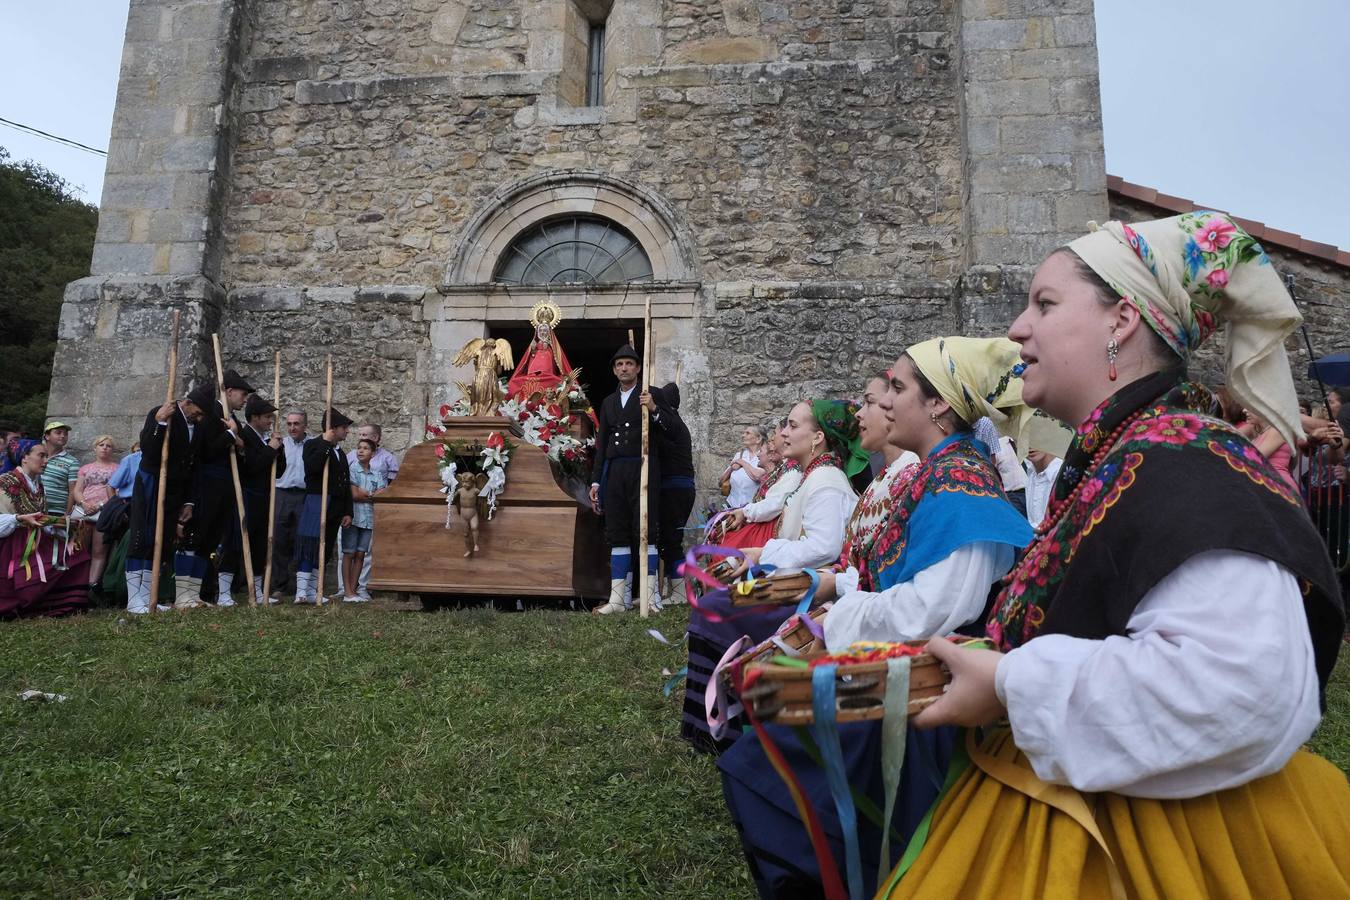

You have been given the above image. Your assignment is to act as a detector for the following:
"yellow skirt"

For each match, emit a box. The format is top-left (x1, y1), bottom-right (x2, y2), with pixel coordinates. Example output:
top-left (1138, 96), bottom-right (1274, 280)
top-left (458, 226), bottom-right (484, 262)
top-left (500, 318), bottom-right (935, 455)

top-left (878, 729), bottom-right (1350, 900)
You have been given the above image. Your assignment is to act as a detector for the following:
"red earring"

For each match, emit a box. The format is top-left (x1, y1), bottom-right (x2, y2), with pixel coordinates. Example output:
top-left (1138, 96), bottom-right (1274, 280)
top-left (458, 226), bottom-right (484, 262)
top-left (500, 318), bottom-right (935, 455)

top-left (1107, 338), bottom-right (1119, 382)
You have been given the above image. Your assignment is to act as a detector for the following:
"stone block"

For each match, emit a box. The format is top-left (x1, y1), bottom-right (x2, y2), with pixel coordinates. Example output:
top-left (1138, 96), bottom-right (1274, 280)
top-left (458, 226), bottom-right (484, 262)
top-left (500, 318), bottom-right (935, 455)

top-left (1072, 150), bottom-right (1107, 192)
top-left (156, 136), bottom-right (221, 172)
top-left (231, 286), bottom-right (305, 311)
top-left (1007, 46), bottom-right (1097, 79)
top-left (1052, 75), bottom-right (1099, 112)
top-left (101, 174), bottom-right (177, 210)
top-left (240, 85), bottom-right (282, 112)
top-left (1054, 192), bottom-right (1107, 231)
top-left (92, 243), bottom-right (160, 276)
top-left (967, 116), bottom-right (1000, 155)
top-left (1053, 14), bottom-right (1096, 47)
top-left (306, 287), bottom-right (358, 305)
top-left (167, 242), bottom-right (205, 275)
top-left (970, 154), bottom-right (1073, 193)
top-left (999, 114), bottom-right (1097, 153)
top-left (961, 18), bottom-right (1027, 51)
top-left (356, 286), bottom-right (429, 304)
top-left (970, 194), bottom-right (1008, 233)
top-left (1007, 196), bottom-right (1052, 233)
top-left (248, 55), bottom-right (320, 83)
top-left (668, 37), bottom-right (777, 65)
top-left (966, 78), bottom-right (1052, 116)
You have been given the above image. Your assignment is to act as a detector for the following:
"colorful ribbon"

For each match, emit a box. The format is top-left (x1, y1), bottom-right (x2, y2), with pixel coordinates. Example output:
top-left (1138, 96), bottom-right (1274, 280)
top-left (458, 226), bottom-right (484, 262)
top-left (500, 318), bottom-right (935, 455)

top-left (876, 657), bottom-right (911, 887)
top-left (810, 665), bottom-right (864, 900)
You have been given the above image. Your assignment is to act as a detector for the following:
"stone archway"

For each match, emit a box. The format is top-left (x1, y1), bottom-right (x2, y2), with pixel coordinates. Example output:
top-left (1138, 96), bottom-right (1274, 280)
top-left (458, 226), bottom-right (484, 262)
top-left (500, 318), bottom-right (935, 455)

top-left (421, 172), bottom-right (708, 476)
top-left (444, 171), bottom-right (697, 287)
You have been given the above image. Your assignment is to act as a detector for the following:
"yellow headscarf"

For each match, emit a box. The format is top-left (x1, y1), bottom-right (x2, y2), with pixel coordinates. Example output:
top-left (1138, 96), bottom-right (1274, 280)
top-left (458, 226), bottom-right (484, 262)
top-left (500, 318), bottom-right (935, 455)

top-left (906, 336), bottom-right (1072, 458)
top-left (1068, 212), bottom-right (1303, 445)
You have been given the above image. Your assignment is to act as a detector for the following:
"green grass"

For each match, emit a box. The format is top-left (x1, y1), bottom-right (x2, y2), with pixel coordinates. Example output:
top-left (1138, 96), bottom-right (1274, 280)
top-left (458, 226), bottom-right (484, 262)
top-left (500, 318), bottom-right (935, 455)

top-left (0, 606), bottom-right (1346, 899)
top-left (0, 605), bottom-right (751, 898)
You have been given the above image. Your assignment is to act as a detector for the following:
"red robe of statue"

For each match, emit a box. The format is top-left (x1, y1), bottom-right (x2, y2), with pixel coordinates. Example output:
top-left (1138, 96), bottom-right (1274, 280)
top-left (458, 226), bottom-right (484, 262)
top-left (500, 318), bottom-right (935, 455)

top-left (507, 327), bottom-right (574, 400)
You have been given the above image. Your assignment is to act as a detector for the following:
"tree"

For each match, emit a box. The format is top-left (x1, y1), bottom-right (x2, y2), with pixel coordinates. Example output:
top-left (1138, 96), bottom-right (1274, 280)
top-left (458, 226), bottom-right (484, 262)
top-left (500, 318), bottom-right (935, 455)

top-left (0, 147), bottom-right (98, 436)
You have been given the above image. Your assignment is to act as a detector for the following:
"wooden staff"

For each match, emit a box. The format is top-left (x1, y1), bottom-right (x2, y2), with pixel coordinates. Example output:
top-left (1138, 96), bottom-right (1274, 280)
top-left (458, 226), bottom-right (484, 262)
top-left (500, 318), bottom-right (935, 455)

top-left (211, 334), bottom-right (257, 606)
top-left (317, 354), bottom-right (333, 605)
top-left (638, 296), bottom-right (653, 618)
top-left (262, 351), bottom-right (281, 604)
top-left (148, 310), bottom-right (181, 615)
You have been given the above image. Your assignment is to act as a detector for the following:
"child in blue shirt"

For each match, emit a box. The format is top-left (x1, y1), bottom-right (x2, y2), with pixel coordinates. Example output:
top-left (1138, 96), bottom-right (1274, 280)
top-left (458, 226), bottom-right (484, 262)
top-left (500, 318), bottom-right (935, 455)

top-left (341, 439), bottom-right (387, 602)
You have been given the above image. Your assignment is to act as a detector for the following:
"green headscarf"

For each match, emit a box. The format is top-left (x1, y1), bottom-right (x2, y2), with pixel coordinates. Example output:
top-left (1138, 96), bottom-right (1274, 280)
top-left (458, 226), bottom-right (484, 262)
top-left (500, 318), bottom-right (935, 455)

top-left (809, 399), bottom-right (870, 478)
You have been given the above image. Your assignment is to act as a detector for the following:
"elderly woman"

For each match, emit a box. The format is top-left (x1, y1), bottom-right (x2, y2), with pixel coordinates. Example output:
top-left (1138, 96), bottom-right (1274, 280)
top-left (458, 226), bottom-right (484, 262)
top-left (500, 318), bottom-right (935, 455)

top-left (879, 213), bottom-right (1348, 898)
top-left (721, 425), bottom-right (768, 508)
top-left (683, 400), bottom-right (865, 754)
top-left (0, 440), bottom-right (91, 617)
top-left (719, 344), bottom-right (1038, 898)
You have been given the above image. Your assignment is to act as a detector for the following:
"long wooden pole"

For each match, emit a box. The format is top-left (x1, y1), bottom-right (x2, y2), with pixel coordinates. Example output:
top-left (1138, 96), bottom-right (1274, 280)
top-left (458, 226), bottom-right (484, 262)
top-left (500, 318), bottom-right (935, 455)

top-left (317, 354), bottom-right (333, 605)
top-left (638, 296), bottom-right (653, 618)
top-left (148, 311), bottom-right (181, 615)
top-left (262, 351), bottom-right (280, 604)
top-left (211, 334), bottom-right (257, 606)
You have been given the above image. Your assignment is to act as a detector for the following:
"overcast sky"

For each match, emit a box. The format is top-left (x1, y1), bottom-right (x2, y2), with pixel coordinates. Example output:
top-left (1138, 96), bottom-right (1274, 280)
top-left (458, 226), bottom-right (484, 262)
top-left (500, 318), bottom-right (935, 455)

top-left (1, 1), bottom-right (1347, 249)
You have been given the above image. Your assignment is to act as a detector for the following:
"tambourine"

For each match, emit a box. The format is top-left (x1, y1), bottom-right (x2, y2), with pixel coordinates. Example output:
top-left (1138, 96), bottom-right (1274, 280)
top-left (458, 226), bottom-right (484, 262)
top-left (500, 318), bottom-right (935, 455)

top-left (738, 638), bottom-right (988, 724)
top-left (727, 570), bottom-right (815, 608)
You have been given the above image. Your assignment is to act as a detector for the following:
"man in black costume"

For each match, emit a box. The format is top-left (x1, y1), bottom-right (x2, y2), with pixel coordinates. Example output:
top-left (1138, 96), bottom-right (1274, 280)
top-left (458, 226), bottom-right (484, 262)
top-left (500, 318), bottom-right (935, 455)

top-left (295, 407), bottom-right (353, 604)
top-left (124, 383), bottom-right (213, 613)
top-left (650, 382), bottom-right (695, 604)
top-left (220, 393), bottom-right (286, 604)
top-left (589, 344), bottom-right (660, 614)
top-left (193, 368), bottom-right (253, 606)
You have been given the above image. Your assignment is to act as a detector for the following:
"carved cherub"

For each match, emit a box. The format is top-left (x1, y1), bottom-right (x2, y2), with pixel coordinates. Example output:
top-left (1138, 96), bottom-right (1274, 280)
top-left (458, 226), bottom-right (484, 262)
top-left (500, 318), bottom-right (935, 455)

top-left (452, 338), bottom-right (514, 416)
top-left (452, 471), bottom-right (490, 557)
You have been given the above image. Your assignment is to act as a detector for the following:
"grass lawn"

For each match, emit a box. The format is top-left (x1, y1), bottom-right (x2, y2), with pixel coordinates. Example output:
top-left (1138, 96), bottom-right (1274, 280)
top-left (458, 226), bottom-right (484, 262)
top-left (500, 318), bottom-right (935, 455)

top-left (0, 605), bottom-right (751, 898)
top-left (0, 604), bottom-right (1346, 899)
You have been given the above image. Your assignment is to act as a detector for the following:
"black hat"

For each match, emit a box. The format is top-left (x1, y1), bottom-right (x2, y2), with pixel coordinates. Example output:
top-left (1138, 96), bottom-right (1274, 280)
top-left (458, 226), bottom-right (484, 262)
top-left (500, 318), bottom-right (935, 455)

top-left (245, 395), bottom-right (277, 418)
top-left (222, 369), bottom-right (255, 393)
top-left (185, 383), bottom-right (217, 410)
top-left (323, 407), bottom-right (353, 429)
top-left (611, 344), bottom-right (640, 366)
top-left (652, 382), bottom-right (681, 411)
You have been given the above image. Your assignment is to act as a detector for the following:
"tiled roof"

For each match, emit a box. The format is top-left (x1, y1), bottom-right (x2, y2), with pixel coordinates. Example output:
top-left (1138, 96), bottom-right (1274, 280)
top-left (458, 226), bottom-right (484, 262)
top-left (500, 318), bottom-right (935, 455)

top-left (1107, 175), bottom-right (1350, 270)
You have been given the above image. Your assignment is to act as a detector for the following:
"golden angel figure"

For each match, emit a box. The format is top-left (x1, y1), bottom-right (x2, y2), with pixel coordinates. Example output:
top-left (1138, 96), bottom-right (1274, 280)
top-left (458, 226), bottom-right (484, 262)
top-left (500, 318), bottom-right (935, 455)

top-left (452, 337), bottom-right (514, 416)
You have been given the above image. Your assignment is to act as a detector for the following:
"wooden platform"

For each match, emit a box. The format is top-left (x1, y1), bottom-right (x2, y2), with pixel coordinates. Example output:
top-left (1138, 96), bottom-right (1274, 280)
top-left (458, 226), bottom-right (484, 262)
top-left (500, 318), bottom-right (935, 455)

top-left (368, 416), bottom-right (608, 599)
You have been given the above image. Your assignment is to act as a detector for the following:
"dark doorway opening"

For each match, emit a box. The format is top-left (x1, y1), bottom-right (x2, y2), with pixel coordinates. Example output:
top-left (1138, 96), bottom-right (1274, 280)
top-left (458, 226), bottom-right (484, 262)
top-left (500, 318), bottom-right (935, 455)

top-left (489, 319), bottom-right (645, 409)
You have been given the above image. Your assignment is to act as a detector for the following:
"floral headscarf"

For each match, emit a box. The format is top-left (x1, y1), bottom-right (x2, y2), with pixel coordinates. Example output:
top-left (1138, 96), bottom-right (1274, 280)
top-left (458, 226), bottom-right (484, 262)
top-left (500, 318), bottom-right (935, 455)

top-left (1068, 212), bottom-right (1302, 446)
top-left (906, 337), bottom-right (1067, 458)
top-left (809, 399), bottom-right (869, 477)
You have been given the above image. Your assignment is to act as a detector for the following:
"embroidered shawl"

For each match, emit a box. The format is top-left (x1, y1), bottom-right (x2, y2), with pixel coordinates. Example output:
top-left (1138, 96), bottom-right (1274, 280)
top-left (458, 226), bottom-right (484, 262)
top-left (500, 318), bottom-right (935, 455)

top-left (987, 370), bottom-right (1344, 697)
top-left (0, 470), bottom-right (44, 517)
top-left (869, 434), bottom-right (1033, 592)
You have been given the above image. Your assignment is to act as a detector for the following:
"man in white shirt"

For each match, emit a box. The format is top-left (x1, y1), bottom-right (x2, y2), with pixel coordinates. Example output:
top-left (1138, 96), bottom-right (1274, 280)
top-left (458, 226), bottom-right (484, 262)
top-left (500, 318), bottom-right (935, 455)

top-left (271, 410), bottom-right (310, 598)
top-left (1023, 449), bottom-right (1063, 528)
top-left (339, 422), bottom-right (400, 600)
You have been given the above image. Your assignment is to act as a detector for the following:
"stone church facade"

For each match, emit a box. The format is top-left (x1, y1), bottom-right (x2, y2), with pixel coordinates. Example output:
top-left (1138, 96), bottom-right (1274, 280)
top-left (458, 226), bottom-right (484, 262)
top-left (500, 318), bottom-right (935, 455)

top-left (53, 0), bottom-right (1112, 494)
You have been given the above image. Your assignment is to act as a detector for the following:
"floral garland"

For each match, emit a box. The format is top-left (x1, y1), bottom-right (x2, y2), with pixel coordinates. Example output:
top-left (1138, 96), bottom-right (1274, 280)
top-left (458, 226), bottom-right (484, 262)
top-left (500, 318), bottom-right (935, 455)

top-left (427, 429), bottom-right (514, 525)
top-left (497, 391), bottom-right (595, 480)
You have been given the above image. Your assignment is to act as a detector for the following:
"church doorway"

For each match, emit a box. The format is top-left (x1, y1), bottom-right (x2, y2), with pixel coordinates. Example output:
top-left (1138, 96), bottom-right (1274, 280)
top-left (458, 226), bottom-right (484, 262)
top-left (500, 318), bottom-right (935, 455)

top-left (489, 319), bottom-right (646, 409)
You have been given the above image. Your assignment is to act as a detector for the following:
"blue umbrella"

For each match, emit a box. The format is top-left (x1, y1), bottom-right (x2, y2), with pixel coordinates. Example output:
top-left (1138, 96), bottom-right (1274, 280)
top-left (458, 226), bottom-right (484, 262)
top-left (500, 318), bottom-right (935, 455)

top-left (1307, 352), bottom-right (1350, 386)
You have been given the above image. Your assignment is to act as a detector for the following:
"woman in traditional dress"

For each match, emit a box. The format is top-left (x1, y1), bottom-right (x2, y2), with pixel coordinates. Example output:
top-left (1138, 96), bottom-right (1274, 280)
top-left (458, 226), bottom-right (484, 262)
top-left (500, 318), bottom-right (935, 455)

top-left (880, 213), bottom-right (1350, 898)
top-left (682, 400), bottom-right (865, 754)
top-left (0, 440), bottom-right (91, 618)
top-left (718, 343), bottom-right (1037, 898)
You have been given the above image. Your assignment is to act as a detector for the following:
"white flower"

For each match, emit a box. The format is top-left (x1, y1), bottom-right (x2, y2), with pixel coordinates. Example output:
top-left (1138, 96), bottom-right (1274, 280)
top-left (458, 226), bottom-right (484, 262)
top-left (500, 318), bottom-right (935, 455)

top-left (440, 462), bottom-right (458, 487)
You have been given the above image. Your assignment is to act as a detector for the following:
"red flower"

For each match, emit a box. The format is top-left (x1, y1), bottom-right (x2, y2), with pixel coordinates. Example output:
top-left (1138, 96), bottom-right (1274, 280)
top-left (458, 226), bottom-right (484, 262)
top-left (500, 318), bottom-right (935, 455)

top-left (439, 403), bottom-right (451, 418)
top-left (546, 403), bottom-right (563, 419)
top-left (1206, 268), bottom-right (1229, 290)
top-left (435, 444), bottom-right (446, 459)
top-left (426, 424), bottom-right (444, 436)
top-left (486, 431), bottom-right (505, 451)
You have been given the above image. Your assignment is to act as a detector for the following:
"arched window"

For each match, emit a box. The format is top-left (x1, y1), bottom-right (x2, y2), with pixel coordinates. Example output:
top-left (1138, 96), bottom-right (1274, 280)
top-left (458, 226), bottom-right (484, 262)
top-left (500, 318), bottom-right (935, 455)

top-left (493, 216), bottom-right (654, 285)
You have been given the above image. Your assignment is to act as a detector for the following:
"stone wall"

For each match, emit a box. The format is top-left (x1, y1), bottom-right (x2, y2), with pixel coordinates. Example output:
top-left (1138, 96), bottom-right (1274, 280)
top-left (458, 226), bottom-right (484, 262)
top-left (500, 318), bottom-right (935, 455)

top-left (1110, 193), bottom-right (1350, 404)
top-left (52, 0), bottom-right (1113, 509)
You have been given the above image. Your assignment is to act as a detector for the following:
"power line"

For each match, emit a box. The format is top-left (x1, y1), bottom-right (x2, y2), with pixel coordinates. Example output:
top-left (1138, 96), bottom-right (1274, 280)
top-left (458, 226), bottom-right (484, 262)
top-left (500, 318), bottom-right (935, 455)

top-left (0, 116), bottom-right (107, 157)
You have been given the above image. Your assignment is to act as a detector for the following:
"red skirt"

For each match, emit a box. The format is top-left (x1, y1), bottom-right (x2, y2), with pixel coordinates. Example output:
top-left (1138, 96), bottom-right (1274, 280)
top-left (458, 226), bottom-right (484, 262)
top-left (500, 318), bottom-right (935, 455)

top-left (0, 526), bottom-right (90, 618)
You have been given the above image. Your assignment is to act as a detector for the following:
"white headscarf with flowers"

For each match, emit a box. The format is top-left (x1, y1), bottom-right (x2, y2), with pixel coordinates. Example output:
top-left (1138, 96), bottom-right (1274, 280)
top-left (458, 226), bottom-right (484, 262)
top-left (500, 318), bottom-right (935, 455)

top-left (1068, 211), bottom-right (1303, 446)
